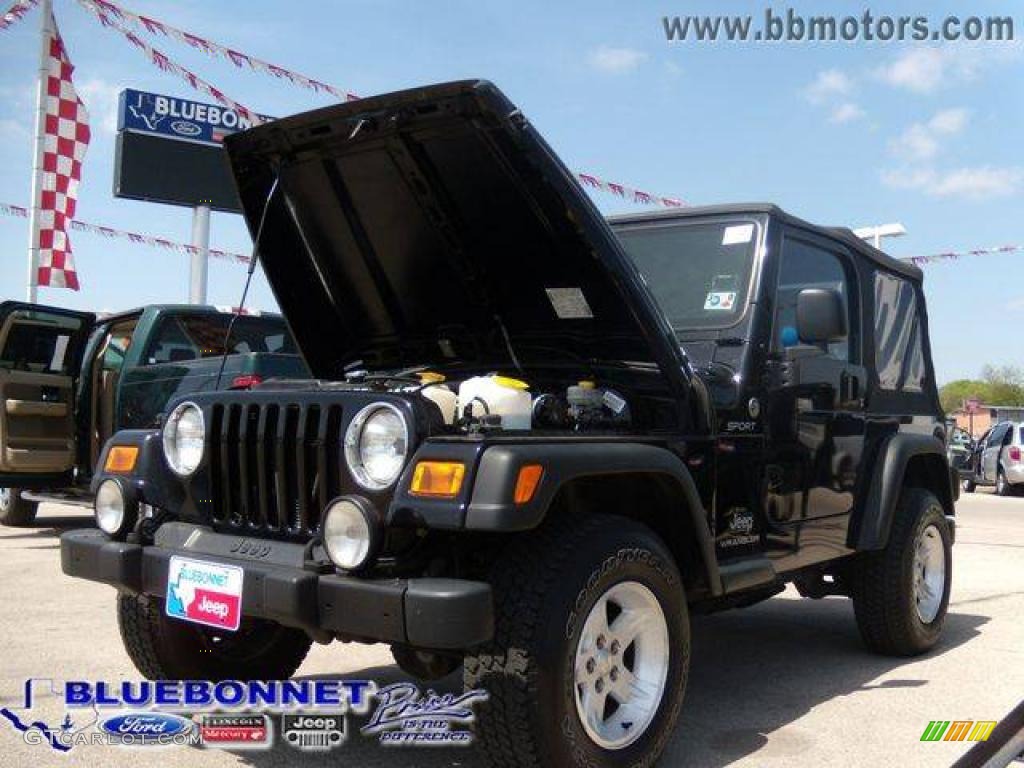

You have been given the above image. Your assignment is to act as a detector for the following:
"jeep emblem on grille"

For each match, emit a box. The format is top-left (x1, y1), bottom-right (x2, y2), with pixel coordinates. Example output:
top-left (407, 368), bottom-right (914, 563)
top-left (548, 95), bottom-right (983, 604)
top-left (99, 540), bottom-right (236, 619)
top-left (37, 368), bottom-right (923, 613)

top-left (229, 539), bottom-right (274, 559)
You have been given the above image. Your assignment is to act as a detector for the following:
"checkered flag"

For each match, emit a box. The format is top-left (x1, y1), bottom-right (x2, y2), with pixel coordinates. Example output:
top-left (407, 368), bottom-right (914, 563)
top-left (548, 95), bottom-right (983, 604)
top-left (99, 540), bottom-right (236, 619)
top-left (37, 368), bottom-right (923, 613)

top-left (35, 12), bottom-right (89, 291)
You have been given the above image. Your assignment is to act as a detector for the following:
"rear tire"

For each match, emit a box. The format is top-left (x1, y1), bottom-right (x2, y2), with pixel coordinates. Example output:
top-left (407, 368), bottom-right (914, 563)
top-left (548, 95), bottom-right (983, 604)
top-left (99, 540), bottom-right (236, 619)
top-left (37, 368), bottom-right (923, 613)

top-left (960, 478), bottom-right (975, 494)
top-left (465, 514), bottom-right (689, 768)
top-left (117, 592), bottom-right (312, 680)
top-left (0, 487), bottom-right (38, 527)
top-left (850, 488), bottom-right (952, 656)
top-left (996, 469), bottom-right (1012, 496)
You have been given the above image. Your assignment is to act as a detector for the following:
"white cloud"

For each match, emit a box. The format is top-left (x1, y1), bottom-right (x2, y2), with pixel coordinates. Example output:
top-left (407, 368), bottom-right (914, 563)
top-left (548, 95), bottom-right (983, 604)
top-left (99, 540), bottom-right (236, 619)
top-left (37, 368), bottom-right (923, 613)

top-left (828, 103), bottom-right (865, 124)
top-left (881, 165), bottom-right (1023, 200)
top-left (803, 69), bottom-right (853, 103)
top-left (1006, 297), bottom-right (1024, 312)
top-left (929, 107), bottom-right (969, 134)
top-left (77, 78), bottom-right (122, 134)
top-left (588, 46), bottom-right (648, 74)
top-left (875, 43), bottom-right (1023, 93)
top-left (875, 48), bottom-right (947, 93)
top-left (889, 108), bottom-right (969, 161)
top-left (931, 166), bottom-right (1023, 199)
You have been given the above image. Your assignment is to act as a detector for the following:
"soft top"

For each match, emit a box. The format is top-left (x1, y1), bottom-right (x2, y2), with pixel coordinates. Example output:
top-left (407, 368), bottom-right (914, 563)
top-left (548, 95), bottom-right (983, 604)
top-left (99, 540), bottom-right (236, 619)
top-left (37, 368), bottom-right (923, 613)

top-left (609, 203), bottom-right (923, 282)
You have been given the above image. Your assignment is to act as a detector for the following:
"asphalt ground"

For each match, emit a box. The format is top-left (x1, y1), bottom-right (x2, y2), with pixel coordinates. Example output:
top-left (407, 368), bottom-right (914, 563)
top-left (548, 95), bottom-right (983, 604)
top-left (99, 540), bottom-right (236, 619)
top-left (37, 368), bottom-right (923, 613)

top-left (0, 490), bottom-right (1021, 767)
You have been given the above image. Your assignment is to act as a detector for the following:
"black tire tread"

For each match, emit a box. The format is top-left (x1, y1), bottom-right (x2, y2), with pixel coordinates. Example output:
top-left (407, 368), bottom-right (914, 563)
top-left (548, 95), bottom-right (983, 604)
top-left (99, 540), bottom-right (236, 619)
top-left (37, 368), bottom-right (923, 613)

top-left (117, 592), bottom-right (311, 681)
top-left (0, 489), bottom-right (38, 527)
top-left (465, 513), bottom-right (682, 768)
top-left (850, 487), bottom-right (949, 656)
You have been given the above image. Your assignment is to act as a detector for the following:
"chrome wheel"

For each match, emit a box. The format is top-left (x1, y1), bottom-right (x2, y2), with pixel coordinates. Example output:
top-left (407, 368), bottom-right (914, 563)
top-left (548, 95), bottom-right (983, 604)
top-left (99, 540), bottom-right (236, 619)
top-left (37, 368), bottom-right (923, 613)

top-left (913, 524), bottom-right (946, 624)
top-left (573, 580), bottom-right (669, 750)
top-left (0, 488), bottom-right (10, 510)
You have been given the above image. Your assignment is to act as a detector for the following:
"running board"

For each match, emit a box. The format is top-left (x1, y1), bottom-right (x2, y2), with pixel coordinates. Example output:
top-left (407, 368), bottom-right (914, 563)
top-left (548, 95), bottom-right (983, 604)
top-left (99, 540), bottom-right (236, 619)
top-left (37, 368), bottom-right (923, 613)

top-left (21, 491), bottom-right (93, 508)
top-left (718, 557), bottom-right (778, 594)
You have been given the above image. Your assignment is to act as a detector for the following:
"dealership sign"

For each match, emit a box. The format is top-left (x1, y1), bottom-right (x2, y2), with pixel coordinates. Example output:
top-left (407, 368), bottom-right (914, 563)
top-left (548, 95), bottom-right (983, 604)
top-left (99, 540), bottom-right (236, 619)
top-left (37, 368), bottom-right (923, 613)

top-left (117, 89), bottom-right (273, 147)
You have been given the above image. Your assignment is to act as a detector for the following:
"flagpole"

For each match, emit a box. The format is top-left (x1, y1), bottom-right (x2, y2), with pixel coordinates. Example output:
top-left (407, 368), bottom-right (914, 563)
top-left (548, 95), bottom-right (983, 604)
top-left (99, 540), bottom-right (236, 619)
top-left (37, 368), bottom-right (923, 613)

top-left (25, 0), bottom-right (53, 303)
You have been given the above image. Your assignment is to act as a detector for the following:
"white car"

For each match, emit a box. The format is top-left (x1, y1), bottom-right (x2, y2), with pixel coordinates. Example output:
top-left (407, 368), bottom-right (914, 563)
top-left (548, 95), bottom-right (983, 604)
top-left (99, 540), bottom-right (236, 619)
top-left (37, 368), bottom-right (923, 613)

top-left (962, 421), bottom-right (1024, 495)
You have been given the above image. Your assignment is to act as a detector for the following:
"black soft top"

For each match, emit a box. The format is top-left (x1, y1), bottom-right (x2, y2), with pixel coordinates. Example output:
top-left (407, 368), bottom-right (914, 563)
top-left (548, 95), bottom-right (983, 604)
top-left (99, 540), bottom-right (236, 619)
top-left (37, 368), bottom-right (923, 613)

top-left (609, 203), bottom-right (923, 282)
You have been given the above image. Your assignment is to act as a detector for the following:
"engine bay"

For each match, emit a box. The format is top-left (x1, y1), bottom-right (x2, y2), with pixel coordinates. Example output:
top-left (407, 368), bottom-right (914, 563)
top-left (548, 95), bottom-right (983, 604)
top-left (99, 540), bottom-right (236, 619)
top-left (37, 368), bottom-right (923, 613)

top-left (267, 369), bottom-right (637, 434)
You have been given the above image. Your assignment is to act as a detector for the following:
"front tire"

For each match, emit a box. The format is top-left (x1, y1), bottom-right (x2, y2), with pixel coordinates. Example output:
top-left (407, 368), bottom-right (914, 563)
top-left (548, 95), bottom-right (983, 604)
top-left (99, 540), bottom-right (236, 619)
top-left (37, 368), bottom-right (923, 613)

top-left (465, 514), bottom-right (689, 768)
top-left (961, 478), bottom-right (975, 493)
top-left (0, 487), bottom-right (37, 527)
top-left (117, 593), bottom-right (312, 680)
top-left (850, 488), bottom-right (952, 656)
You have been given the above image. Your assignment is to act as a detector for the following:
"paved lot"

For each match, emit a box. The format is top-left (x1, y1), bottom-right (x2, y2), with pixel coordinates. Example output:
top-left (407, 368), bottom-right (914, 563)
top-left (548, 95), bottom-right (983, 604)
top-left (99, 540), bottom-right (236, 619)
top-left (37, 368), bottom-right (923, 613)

top-left (0, 492), bottom-right (1021, 768)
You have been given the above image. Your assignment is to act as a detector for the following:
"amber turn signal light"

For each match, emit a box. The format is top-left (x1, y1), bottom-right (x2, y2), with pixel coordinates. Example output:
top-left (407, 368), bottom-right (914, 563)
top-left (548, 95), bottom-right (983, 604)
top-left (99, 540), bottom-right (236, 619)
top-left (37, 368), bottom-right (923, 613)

top-left (514, 464), bottom-right (544, 504)
top-left (410, 461), bottom-right (466, 498)
top-left (104, 445), bottom-right (139, 474)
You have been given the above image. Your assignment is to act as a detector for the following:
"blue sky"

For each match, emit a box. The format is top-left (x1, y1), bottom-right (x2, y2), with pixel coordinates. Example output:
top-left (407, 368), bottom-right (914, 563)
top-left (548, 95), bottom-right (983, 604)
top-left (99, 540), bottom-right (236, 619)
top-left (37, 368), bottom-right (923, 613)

top-left (0, 0), bottom-right (1021, 383)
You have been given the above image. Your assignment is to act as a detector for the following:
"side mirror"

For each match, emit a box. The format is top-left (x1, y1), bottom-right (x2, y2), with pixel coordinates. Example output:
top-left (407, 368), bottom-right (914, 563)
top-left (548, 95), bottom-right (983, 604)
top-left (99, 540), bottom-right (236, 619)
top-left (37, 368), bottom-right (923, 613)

top-left (796, 288), bottom-right (846, 345)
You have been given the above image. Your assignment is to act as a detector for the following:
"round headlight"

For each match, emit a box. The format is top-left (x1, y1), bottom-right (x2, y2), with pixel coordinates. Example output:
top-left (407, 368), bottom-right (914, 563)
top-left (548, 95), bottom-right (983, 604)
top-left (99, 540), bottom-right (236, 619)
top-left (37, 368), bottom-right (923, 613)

top-left (323, 498), bottom-right (380, 570)
top-left (95, 479), bottom-right (137, 538)
top-left (163, 401), bottom-right (205, 476)
top-left (345, 403), bottom-right (408, 490)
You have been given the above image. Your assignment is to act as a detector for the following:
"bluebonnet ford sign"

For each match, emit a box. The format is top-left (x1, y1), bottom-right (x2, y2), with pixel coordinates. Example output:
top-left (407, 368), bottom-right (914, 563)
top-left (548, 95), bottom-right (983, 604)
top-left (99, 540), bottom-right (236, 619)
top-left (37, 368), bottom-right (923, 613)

top-left (117, 89), bottom-right (274, 147)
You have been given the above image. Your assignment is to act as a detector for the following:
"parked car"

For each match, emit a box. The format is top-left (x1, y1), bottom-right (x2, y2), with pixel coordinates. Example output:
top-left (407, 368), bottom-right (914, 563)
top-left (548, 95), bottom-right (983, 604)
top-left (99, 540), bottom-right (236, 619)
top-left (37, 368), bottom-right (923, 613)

top-left (946, 425), bottom-right (974, 481)
top-left (0, 303), bottom-right (308, 525)
top-left (961, 421), bottom-right (1024, 495)
top-left (57, 81), bottom-right (957, 768)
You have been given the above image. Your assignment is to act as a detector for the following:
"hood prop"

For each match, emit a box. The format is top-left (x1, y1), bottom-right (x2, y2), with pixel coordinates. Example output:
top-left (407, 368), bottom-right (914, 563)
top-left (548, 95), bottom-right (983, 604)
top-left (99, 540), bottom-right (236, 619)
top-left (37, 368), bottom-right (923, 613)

top-left (214, 175), bottom-right (280, 390)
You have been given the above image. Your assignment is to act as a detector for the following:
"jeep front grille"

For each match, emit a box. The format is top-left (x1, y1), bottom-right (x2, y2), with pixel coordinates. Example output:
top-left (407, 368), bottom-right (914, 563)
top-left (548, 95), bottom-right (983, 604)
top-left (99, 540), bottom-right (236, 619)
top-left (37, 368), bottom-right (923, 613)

top-left (208, 402), bottom-right (344, 536)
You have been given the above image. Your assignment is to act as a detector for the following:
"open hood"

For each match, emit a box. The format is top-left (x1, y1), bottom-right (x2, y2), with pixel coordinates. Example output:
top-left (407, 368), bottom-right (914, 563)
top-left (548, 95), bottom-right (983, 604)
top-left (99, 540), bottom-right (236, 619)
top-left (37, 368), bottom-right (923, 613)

top-left (224, 80), bottom-right (690, 392)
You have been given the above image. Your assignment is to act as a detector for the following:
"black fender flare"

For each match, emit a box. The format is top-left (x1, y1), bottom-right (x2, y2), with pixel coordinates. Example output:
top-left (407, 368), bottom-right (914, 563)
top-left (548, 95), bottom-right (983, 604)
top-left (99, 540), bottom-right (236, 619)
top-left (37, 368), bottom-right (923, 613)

top-left (464, 442), bottom-right (721, 595)
top-left (91, 429), bottom-right (184, 513)
top-left (852, 432), bottom-right (954, 550)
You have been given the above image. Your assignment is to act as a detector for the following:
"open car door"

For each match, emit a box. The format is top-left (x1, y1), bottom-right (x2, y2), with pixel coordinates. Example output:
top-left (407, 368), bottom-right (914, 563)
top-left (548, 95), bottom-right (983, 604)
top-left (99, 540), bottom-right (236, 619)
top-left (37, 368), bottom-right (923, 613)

top-left (0, 302), bottom-right (94, 487)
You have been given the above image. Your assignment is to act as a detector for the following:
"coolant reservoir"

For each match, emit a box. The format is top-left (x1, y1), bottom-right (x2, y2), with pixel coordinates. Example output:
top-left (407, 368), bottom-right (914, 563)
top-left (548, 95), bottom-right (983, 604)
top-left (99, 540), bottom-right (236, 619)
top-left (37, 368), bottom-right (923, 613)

top-left (418, 372), bottom-right (458, 425)
top-left (458, 375), bottom-right (532, 430)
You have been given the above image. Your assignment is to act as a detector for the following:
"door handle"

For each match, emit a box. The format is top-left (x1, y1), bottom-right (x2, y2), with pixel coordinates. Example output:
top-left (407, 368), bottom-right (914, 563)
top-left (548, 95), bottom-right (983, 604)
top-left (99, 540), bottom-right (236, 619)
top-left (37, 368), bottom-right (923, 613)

top-left (840, 371), bottom-right (860, 406)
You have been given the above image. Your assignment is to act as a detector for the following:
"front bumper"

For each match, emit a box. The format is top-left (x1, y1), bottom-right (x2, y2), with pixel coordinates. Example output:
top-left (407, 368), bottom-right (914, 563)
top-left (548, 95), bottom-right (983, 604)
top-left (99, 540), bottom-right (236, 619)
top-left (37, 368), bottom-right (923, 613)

top-left (60, 523), bottom-right (493, 651)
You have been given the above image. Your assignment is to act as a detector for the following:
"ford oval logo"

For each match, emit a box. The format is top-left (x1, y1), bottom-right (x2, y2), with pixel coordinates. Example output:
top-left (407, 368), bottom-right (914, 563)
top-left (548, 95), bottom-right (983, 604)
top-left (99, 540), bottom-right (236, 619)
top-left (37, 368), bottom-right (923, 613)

top-left (170, 120), bottom-right (202, 137)
top-left (99, 712), bottom-right (194, 743)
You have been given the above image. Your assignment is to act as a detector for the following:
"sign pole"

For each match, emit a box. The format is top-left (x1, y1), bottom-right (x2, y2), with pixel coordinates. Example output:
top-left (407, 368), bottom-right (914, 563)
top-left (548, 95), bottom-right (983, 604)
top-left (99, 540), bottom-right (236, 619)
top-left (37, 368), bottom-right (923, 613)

top-left (189, 204), bottom-right (210, 304)
top-left (25, 0), bottom-right (54, 303)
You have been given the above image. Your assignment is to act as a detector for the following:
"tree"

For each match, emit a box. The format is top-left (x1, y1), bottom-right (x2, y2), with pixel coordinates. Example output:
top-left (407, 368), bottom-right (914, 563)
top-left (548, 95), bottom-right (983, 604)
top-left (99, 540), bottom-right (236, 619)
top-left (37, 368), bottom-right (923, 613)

top-left (939, 367), bottom-right (1024, 413)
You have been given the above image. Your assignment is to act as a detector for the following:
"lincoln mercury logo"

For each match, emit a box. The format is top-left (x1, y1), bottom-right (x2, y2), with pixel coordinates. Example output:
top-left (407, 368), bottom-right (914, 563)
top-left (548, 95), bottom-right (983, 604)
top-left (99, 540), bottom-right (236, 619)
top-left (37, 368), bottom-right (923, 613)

top-left (920, 720), bottom-right (996, 742)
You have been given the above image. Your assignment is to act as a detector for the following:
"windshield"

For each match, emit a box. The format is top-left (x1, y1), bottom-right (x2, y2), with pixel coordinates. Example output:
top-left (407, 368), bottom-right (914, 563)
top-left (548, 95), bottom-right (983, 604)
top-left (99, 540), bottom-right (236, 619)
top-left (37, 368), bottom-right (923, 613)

top-left (144, 314), bottom-right (297, 365)
top-left (614, 219), bottom-right (759, 330)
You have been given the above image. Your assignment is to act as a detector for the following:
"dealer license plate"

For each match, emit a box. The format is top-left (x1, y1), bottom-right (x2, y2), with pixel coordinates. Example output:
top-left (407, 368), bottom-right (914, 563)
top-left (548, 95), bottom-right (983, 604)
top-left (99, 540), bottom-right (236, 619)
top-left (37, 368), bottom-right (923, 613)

top-left (165, 556), bottom-right (244, 632)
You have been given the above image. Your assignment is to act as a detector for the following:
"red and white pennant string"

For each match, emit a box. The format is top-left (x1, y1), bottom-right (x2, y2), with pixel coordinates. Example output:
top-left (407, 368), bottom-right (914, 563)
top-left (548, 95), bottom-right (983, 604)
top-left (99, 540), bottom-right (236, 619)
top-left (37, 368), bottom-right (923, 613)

top-left (1, 202), bottom-right (251, 264)
top-left (75, 0), bottom-right (685, 208)
top-left (77, 0), bottom-right (261, 124)
top-left (906, 244), bottom-right (1024, 266)
top-left (5, 199), bottom-right (1018, 271)
top-left (0, 0), bottom-right (37, 30)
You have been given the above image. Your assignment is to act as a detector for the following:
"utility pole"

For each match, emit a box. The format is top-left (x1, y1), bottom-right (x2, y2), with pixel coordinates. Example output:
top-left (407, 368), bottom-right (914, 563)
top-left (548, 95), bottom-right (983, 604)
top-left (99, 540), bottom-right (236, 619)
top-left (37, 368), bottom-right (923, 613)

top-left (24, 0), bottom-right (54, 303)
top-left (853, 222), bottom-right (908, 250)
top-left (189, 203), bottom-right (210, 304)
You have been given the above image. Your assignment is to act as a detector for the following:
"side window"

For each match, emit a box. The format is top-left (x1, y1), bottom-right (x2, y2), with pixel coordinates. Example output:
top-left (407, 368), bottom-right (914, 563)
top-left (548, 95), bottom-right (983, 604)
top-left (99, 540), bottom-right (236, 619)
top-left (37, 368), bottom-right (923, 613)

top-left (988, 425), bottom-right (1007, 447)
top-left (145, 318), bottom-right (199, 364)
top-left (774, 238), bottom-right (854, 362)
top-left (100, 321), bottom-right (137, 374)
top-left (874, 272), bottom-right (926, 392)
top-left (0, 310), bottom-right (84, 375)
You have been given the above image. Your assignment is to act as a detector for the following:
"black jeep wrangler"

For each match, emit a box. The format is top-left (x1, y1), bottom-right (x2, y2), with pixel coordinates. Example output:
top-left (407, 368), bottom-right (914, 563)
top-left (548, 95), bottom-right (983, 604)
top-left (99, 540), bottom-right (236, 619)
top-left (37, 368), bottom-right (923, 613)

top-left (60, 81), bottom-right (957, 767)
